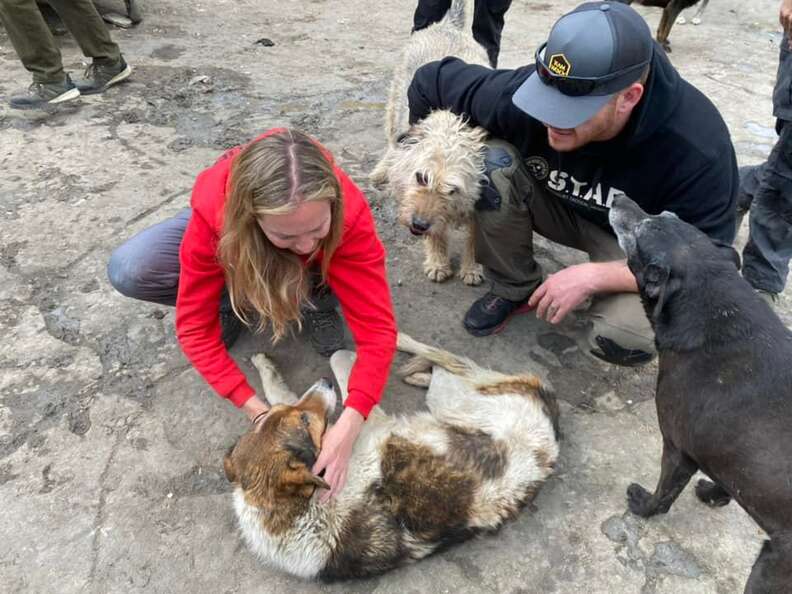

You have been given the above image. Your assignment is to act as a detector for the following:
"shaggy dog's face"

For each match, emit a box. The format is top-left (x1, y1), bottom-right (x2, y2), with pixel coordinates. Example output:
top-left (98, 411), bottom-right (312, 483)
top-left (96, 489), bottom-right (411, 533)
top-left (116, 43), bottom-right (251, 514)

top-left (390, 112), bottom-right (487, 237)
top-left (224, 379), bottom-right (337, 506)
top-left (609, 194), bottom-right (739, 320)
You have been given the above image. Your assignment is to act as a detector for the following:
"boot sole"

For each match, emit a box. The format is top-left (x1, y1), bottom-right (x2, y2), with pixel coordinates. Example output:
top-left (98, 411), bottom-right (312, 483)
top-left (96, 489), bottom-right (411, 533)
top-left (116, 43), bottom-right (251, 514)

top-left (10, 86), bottom-right (80, 109)
top-left (79, 64), bottom-right (133, 95)
top-left (464, 301), bottom-right (534, 337)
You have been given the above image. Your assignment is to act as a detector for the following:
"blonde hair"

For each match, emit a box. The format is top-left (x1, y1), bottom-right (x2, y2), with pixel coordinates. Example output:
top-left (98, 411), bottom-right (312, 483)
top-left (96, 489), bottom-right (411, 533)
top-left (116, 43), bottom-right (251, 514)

top-left (218, 129), bottom-right (343, 341)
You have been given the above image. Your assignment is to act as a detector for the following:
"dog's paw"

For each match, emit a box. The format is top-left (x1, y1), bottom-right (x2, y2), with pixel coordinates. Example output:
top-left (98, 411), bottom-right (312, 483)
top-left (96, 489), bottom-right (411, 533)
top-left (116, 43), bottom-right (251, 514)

top-left (403, 371), bottom-right (432, 388)
top-left (251, 353), bottom-right (278, 379)
top-left (691, 16), bottom-right (701, 25)
top-left (626, 483), bottom-right (656, 517)
top-left (676, 15), bottom-right (686, 25)
top-left (424, 262), bottom-right (452, 283)
top-left (459, 264), bottom-right (484, 286)
top-left (694, 479), bottom-right (731, 508)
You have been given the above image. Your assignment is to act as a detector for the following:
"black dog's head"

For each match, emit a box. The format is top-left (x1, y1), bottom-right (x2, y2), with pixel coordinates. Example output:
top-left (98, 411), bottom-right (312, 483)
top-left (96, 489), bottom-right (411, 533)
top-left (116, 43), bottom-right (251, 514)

top-left (609, 195), bottom-right (740, 323)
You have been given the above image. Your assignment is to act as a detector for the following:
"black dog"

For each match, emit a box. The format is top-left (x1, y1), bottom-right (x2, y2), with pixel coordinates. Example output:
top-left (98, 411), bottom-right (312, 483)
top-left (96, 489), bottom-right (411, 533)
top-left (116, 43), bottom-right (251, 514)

top-left (609, 195), bottom-right (792, 593)
top-left (614, 0), bottom-right (709, 51)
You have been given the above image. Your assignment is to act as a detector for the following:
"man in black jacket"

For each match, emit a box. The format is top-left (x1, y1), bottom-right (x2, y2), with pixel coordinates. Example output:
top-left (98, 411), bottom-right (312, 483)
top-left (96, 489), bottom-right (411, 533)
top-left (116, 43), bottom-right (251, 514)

top-left (408, 1), bottom-right (738, 366)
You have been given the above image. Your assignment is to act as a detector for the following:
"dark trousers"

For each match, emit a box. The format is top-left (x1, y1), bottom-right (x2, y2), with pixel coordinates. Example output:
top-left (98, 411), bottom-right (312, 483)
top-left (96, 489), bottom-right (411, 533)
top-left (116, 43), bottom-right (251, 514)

top-left (0, 0), bottom-right (120, 84)
top-left (738, 120), bottom-right (792, 294)
top-left (412, 0), bottom-right (513, 67)
top-left (476, 140), bottom-right (655, 355)
top-left (107, 208), bottom-right (337, 312)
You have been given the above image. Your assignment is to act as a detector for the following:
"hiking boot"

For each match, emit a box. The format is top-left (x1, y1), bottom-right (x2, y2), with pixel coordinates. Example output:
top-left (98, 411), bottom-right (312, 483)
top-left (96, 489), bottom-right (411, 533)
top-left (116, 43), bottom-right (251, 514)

top-left (9, 76), bottom-right (80, 109)
top-left (305, 309), bottom-right (345, 357)
top-left (463, 292), bottom-right (532, 337)
top-left (73, 57), bottom-right (132, 95)
top-left (220, 294), bottom-right (244, 348)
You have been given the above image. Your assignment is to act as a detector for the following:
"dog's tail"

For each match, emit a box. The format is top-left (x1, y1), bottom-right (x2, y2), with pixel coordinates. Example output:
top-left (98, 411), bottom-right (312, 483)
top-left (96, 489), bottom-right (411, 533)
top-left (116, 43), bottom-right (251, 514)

top-left (444, 0), bottom-right (469, 30)
top-left (397, 332), bottom-right (479, 378)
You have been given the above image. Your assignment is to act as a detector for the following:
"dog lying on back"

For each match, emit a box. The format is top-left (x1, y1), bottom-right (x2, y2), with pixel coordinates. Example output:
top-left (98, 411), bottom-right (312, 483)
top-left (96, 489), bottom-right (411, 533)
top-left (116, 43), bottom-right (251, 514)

top-left (224, 333), bottom-right (560, 580)
top-left (609, 195), bottom-right (792, 593)
top-left (370, 0), bottom-right (490, 286)
top-left (614, 0), bottom-right (709, 51)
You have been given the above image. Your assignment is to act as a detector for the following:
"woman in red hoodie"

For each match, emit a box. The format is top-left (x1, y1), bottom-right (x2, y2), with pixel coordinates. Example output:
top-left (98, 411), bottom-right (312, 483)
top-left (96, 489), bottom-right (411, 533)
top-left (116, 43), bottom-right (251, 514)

top-left (108, 128), bottom-right (397, 499)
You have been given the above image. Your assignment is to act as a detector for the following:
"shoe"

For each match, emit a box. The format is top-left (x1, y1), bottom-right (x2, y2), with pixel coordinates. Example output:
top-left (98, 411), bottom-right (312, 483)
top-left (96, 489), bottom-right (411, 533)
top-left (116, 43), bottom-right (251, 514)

top-left (305, 309), bottom-right (345, 357)
top-left (9, 76), bottom-right (80, 109)
top-left (219, 295), bottom-right (244, 348)
top-left (589, 335), bottom-right (654, 367)
top-left (73, 57), bottom-right (132, 95)
top-left (463, 292), bottom-right (532, 337)
top-left (756, 289), bottom-right (779, 310)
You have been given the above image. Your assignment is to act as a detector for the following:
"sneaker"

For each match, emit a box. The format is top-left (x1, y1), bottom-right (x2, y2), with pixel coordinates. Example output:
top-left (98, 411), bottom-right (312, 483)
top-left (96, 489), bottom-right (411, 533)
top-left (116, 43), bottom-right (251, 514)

top-left (73, 57), bottom-right (132, 95)
top-left (463, 292), bottom-right (532, 337)
top-left (9, 76), bottom-right (80, 109)
top-left (305, 309), bottom-right (345, 357)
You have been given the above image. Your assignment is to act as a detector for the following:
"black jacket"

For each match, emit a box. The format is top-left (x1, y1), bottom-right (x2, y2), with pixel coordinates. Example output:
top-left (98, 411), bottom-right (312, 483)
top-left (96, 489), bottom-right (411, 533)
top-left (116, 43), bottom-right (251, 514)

top-left (408, 45), bottom-right (738, 243)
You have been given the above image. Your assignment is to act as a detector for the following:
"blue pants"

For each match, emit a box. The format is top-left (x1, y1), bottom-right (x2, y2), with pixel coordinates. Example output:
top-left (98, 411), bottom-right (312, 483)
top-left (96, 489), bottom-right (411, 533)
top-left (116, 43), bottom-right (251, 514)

top-left (739, 121), bottom-right (792, 294)
top-left (107, 208), bottom-right (337, 310)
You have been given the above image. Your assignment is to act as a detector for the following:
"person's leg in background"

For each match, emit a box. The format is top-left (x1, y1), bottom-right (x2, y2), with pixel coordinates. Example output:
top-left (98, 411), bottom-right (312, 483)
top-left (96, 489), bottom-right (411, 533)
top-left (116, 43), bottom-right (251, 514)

top-left (741, 120), bottom-right (792, 305)
top-left (0, 0), bottom-right (79, 108)
top-left (471, 0), bottom-right (512, 67)
top-left (412, 0), bottom-right (451, 32)
top-left (412, 0), bottom-right (513, 68)
top-left (45, 0), bottom-right (132, 95)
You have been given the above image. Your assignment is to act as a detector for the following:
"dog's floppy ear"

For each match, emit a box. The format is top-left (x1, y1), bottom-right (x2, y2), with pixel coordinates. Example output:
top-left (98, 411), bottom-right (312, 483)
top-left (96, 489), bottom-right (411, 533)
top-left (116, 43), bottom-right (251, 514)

top-left (643, 262), bottom-right (673, 320)
top-left (280, 466), bottom-right (330, 498)
top-left (223, 447), bottom-right (238, 484)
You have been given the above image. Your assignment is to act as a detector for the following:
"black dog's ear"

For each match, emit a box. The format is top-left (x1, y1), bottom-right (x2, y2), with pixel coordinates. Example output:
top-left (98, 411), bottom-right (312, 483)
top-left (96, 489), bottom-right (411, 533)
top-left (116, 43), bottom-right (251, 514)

top-left (711, 240), bottom-right (742, 271)
top-left (643, 262), bottom-right (672, 320)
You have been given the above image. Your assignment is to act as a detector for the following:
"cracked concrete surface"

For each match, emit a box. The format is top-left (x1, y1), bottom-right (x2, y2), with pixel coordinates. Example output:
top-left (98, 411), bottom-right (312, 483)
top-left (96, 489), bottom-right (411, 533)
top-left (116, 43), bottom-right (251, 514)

top-left (0, 0), bottom-right (789, 592)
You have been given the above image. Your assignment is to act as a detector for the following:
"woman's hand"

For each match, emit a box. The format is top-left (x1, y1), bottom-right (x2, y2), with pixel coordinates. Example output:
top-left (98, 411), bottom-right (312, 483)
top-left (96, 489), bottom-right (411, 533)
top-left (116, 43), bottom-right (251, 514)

top-left (312, 407), bottom-right (365, 502)
top-left (240, 394), bottom-right (270, 421)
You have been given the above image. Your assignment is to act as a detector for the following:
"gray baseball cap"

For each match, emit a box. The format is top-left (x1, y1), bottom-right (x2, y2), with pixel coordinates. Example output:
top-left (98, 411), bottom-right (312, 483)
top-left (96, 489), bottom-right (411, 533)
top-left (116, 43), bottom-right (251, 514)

top-left (512, 2), bottom-right (654, 129)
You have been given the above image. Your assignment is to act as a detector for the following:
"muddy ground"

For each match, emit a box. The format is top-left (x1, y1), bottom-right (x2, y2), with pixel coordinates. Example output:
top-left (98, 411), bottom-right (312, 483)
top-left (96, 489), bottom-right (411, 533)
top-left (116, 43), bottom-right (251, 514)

top-left (1, 0), bottom-right (790, 592)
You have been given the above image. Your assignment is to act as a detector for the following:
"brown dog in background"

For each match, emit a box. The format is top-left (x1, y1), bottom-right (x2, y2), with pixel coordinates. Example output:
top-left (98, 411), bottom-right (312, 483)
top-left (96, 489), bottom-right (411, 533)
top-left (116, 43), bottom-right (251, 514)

top-left (614, 0), bottom-right (709, 51)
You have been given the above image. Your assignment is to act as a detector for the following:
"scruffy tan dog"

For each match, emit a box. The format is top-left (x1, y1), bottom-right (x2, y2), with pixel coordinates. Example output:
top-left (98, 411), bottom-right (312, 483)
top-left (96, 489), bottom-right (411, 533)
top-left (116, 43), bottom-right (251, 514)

top-left (370, 0), bottom-right (490, 285)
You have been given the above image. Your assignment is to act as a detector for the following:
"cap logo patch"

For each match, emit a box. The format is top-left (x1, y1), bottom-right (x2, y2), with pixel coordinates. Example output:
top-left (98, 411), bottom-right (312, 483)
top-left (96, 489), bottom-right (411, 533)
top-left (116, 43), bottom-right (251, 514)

top-left (548, 53), bottom-right (571, 77)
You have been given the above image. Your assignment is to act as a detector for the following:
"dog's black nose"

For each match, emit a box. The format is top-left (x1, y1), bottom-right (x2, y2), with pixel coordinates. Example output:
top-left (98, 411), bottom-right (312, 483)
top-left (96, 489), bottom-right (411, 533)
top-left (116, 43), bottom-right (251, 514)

top-left (410, 216), bottom-right (431, 235)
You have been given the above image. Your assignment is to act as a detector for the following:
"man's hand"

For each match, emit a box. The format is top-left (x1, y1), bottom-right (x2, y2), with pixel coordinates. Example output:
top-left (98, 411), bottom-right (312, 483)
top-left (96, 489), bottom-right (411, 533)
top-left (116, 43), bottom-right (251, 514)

top-left (781, 0), bottom-right (792, 46)
top-left (240, 394), bottom-right (270, 421)
top-left (312, 407), bottom-right (365, 502)
top-left (528, 263), bottom-right (600, 324)
top-left (528, 261), bottom-right (639, 324)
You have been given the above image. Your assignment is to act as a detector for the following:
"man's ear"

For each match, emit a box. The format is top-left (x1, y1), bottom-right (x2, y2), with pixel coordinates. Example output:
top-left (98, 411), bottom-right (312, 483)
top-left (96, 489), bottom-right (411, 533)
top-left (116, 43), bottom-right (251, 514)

top-left (617, 82), bottom-right (644, 115)
top-left (643, 262), bottom-right (672, 319)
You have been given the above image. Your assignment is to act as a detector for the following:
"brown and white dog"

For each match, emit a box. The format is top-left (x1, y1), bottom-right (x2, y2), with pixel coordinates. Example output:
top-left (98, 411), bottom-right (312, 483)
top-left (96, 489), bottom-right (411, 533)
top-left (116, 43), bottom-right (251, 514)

top-left (224, 333), bottom-right (560, 580)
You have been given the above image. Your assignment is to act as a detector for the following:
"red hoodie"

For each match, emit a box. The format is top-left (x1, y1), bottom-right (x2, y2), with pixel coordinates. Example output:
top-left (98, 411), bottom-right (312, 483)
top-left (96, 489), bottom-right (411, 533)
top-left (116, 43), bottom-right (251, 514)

top-left (175, 130), bottom-right (397, 418)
